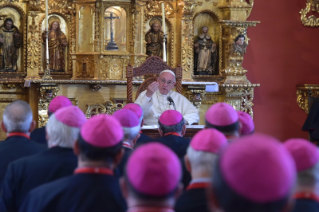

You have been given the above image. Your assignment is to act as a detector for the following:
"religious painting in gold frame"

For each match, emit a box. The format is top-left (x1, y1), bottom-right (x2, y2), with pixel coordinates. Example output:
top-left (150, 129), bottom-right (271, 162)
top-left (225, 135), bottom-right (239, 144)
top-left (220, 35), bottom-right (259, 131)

top-left (193, 10), bottom-right (221, 76)
top-left (145, 17), bottom-right (172, 66)
top-left (101, 3), bottom-right (131, 55)
top-left (0, 6), bottom-right (25, 73)
top-left (40, 14), bottom-right (69, 73)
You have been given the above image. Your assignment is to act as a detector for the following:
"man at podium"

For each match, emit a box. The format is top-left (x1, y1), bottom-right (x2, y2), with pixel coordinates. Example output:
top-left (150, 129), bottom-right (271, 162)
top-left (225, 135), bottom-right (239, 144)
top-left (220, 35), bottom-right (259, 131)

top-left (135, 70), bottom-right (199, 125)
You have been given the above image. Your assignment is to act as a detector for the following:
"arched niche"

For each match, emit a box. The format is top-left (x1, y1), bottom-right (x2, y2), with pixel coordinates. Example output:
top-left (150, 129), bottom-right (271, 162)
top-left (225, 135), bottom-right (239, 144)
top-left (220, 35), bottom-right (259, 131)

top-left (145, 17), bottom-right (172, 65)
top-left (78, 5), bottom-right (95, 52)
top-left (0, 7), bottom-right (22, 72)
top-left (41, 14), bottom-right (68, 72)
top-left (193, 11), bottom-right (220, 75)
top-left (104, 6), bottom-right (127, 51)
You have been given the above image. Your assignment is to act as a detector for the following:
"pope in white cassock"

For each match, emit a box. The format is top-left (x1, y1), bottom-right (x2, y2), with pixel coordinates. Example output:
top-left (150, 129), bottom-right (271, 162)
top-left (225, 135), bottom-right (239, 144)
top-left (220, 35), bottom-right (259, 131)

top-left (135, 70), bottom-right (200, 125)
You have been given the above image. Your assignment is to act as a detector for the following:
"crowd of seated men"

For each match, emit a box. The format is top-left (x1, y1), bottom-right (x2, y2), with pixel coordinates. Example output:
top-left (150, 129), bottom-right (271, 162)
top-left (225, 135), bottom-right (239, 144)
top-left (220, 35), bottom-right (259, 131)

top-left (0, 96), bottom-right (317, 212)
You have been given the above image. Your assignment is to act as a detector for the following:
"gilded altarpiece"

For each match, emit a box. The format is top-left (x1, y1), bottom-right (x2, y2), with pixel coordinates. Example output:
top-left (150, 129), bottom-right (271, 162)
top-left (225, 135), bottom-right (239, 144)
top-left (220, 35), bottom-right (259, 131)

top-left (0, 0), bottom-right (260, 129)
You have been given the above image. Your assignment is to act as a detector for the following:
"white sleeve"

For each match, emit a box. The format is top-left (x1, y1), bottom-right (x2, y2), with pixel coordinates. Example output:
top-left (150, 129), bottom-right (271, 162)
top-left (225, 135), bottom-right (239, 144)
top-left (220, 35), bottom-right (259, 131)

top-left (181, 97), bottom-right (200, 125)
top-left (135, 91), bottom-right (153, 117)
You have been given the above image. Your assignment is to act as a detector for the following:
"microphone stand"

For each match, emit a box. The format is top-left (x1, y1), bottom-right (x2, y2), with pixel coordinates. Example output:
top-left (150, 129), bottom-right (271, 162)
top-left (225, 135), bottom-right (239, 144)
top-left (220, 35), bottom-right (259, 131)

top-left (167, 96), bottom-right (176, 110)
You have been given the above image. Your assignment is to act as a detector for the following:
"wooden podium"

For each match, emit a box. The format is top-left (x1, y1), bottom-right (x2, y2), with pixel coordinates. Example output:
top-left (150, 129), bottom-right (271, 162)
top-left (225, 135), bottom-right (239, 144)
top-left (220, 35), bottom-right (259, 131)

top-left (141, 125), bottom-right (205, 139)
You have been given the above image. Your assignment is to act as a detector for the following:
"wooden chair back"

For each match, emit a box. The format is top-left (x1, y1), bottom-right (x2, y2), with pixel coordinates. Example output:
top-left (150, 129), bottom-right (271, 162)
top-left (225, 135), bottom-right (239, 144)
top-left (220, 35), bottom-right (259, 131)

top-left (126, 56), bottom-right (182, 103)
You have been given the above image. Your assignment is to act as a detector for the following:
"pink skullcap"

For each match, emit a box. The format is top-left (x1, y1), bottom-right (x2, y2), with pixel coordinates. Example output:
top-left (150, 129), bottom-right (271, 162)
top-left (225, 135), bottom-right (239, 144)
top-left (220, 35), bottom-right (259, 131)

top-left (190, 129), bottom-right (228, 154)
top-left (220, 133), bottom-right (296, 203)
top-left (123, 103), bottom-right (143, 120)
top-left (80, 115), bottom-right (123, 147)
top-left (113, 109), bottom-right (140, 128)
top-left (126, 142), bottom-right (181, 196)
top-left (237, 111), bottom-right (255, 135)
top-left (159, 110), bottom-right (183, 126)
top-left (54, 106), bottom-right (87, 128)
top-left (284, 138), bottom-right (319, 172)
top-left (205, 103), bottom-right (238, 126)
top-left (48, 96), bottom-right (72, 113)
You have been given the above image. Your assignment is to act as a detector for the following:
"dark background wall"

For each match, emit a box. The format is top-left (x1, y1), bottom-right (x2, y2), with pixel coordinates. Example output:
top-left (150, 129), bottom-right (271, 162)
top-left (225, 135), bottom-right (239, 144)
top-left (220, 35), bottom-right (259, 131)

top-left (244, 1), bottom-right (319, 141)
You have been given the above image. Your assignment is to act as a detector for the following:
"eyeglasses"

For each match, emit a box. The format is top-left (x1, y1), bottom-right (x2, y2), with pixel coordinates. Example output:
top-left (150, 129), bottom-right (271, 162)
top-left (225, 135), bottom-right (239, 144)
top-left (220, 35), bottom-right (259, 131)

top-left (159, 78), bottom-right (175, 85)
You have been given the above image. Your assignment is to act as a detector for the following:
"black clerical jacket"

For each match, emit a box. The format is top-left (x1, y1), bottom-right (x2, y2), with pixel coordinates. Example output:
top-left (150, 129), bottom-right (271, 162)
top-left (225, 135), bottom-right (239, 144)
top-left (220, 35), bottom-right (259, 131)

top-left (134, 133), bottom-right (153, 149)
top-left (155, 134), bottom-right (190, 158)
top-left (175, 186), bottom-right (210, 212)
top-left (30, 127), bottom-right (47, 145)
top-left (156, 134), bottom-right (192, 188)
top-left (19, 173), bottom-right (127, 212)
top-left (115, 146), bottom-right (133, 178)
top-left (292, 199), bottom-right (319, 212)
top-left (0, 146), bottom-right (77, 212)
top-left (0, 134), bottom-right (45, 188)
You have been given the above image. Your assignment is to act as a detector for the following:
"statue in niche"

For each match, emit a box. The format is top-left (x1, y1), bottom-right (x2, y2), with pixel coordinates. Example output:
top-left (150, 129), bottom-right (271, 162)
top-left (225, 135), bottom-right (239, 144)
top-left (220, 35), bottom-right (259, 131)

top-left (0, 18), bottom-right (21, 72)
top-left (145, 20), bottom-right (164, 58)
top-left (42, 16), bottom-right (67, 72)
top-left (194, 26), bottom-right (217, 75)
top-left (230, 34), bottom-right (247, 57)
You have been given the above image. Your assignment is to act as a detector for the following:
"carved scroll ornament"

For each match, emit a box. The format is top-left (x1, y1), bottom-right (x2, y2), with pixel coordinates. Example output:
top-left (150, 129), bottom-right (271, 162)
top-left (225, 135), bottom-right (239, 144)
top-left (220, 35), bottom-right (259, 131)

top-left (300, 0), bottom-right (319, 27)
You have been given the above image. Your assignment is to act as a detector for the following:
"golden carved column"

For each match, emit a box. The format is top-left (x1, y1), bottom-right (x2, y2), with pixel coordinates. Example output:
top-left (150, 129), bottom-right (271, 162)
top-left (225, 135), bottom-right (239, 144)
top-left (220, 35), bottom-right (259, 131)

top-left (220, 21), bottom-right (259, 84)
top-left (38, 83), bottom-right (59, 127)
top-left (180, 0), bottom-right (202, 80)
top-left (26, 11), bottom-right (41, 79)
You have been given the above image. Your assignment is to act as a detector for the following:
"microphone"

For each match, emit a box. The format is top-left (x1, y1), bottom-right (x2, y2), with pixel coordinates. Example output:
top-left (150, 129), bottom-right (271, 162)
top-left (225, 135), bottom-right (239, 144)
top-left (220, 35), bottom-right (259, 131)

top-left (167, 96), bottom-right (176, 110)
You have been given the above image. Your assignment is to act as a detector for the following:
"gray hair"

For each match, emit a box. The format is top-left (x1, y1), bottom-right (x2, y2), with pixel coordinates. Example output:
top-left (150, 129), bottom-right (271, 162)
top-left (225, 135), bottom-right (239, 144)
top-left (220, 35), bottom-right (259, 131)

top-left (297, 160), bottom-right (319, 187)
top-left (158, 118), bottom-right (185, 134)
top-left (3, 100), bottom-right (33, 133)
top-left (187, 146), bottom-right (218, 175)
top-left (123, 125), bottom-right (141, 141)
top-left (46, 114), bottom-right (80, 148)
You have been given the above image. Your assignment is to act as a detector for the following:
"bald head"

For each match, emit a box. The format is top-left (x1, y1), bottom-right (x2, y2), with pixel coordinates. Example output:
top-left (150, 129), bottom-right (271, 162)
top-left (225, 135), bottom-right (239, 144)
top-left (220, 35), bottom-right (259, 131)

top-left (2, 100), bottom-right (33, 133)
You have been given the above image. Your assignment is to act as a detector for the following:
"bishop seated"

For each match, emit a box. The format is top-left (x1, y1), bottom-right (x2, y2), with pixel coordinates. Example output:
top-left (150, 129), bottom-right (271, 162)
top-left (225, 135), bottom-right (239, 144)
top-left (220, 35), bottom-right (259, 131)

top-left (135, 70), bottom-right (199, 125)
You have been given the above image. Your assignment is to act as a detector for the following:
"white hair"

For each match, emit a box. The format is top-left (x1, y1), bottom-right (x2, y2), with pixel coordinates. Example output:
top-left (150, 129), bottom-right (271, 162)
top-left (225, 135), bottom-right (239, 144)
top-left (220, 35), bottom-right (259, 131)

top-left (46, 114), bottom-right (80, 148)
top-left (122, 125), bottom-right (141, 141)
top-left (159, 70), bottom-right (176, 81)
top-left (297, 160), bottom-right (319, 187)
top-left (3, 100), bottom-right (33, 133)
top-left (187, 146), bottom-right (218, 175)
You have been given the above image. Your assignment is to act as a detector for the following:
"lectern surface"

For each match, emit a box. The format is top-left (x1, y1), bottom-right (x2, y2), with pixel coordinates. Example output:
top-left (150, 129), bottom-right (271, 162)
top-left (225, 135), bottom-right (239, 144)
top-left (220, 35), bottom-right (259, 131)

top-left (141, 125), bottom-right (205, 139)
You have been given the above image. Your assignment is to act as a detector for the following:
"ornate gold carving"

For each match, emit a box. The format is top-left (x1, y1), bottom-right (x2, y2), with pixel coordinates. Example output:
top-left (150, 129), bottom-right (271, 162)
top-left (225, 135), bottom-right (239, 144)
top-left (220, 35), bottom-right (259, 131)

top-left (100, 56), bottom-right (129, 80)
top-left (37, 84), bottom-right (78, 127)
top-left (94, 2), bottom-right (101, 52)
top-left (0, 0), bottom-right (18, 3)
top-left (2, 84), bottom-right (15, 89)
top-left (185, 86), bottom-right (205, 110)
top-left (27, 12), bottom-right (40, 70)
top-left (68, 3), bottom-right (76, 58)
top-left (220, 20), bottom-right (259, 27)
top-left (297, 84), bottom-right (319, 114)
top-left (29, 0), bottom-right (71, 13)
top-left (300, 1), bottom-right (319, 27)
top-left (241, 88), bottom-right (254, 118)
top-left (89, 84), bottom-right (102, 91)
top-left (181, 16), bottom-right (193, 73)
top-left (182, 1), bottom-right (203, 15)
top-left (220, 24), bottom-right (257, 83)
top-left (76, 57), bottom-right (94, 78)
top-left (85, 99), bottom-right (126, 118)
top-left (221, 85), bottom-right (258, 118)
top-left (38, 84), bottom-right (59, 111)
top-left (145, 1), bottom-right (174, 18)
